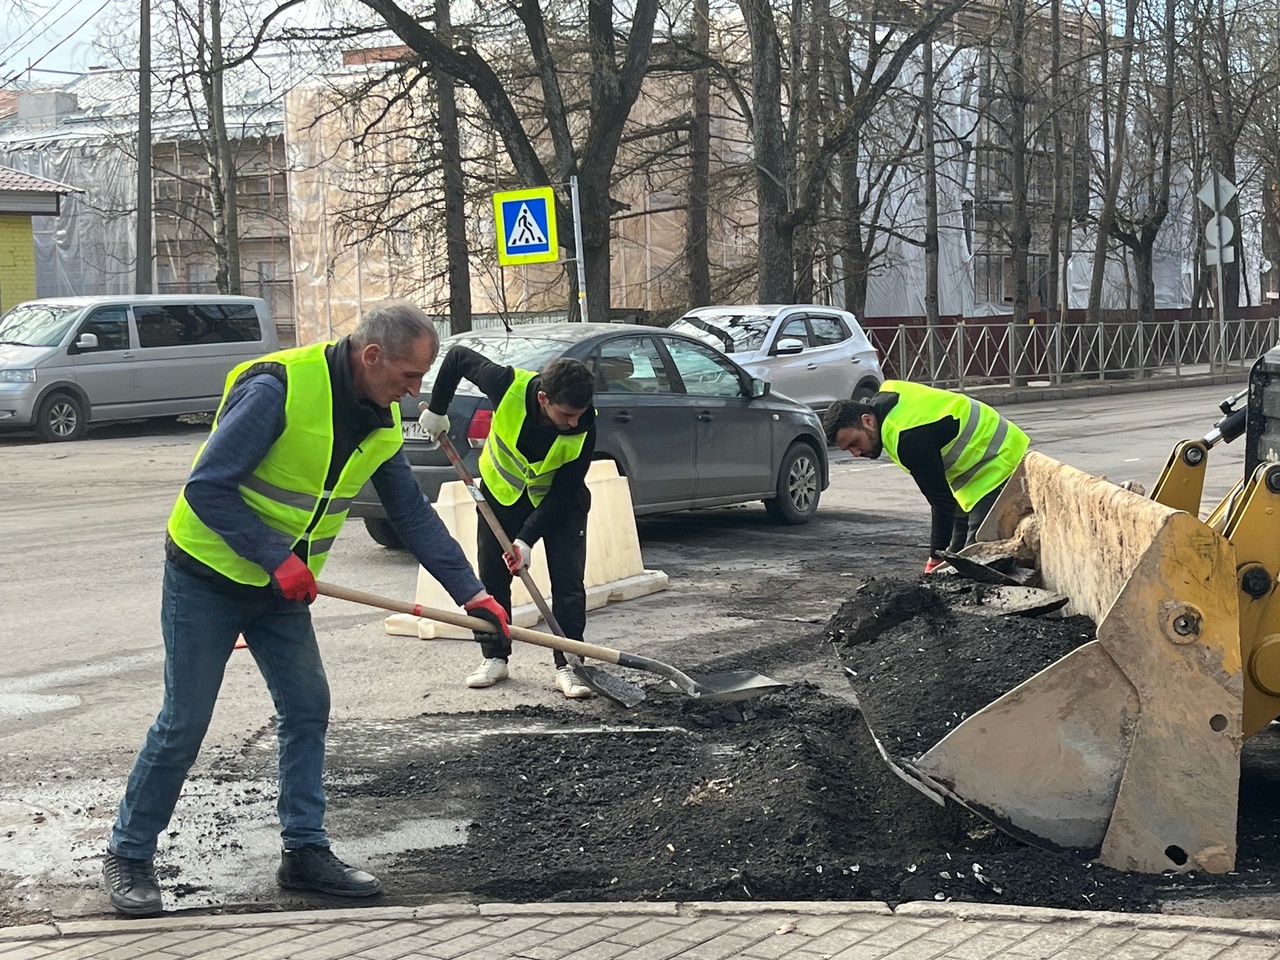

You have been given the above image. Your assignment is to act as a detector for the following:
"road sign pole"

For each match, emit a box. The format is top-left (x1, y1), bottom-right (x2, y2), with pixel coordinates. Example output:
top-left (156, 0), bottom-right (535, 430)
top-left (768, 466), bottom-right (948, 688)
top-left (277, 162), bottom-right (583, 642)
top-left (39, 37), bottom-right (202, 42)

top-left (1211, 169), bottom-right (1227, 371)
top-left (570, 175), bottom-right (589, 323)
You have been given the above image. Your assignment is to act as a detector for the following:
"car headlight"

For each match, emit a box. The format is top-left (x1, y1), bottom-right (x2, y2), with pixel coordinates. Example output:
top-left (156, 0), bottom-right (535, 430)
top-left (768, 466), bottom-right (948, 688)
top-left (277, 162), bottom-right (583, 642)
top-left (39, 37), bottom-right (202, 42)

top-left (0, 369), bottom-right (35, 383)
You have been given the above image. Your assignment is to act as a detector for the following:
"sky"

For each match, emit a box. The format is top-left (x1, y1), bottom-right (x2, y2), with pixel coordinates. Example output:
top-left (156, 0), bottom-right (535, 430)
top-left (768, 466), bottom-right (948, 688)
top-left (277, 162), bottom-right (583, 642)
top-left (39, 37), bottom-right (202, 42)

top-left (0, 0), bottom-right (388, 89)
top-left (0, 0), bottom-right (123, 86)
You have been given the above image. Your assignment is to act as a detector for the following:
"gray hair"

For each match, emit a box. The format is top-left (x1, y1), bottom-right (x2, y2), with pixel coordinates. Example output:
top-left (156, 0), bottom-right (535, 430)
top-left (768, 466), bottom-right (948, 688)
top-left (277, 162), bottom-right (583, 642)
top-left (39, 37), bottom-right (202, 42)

top-left (351, 300), bottom-right (439, 358)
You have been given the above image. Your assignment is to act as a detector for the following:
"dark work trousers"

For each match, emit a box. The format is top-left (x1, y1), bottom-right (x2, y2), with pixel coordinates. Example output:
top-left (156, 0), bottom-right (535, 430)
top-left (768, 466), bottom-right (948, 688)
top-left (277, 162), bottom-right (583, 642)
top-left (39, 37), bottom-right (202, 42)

top-left (947, 481), bottom-right (1007, 554)
top-left (475, 494), bottom-right (588, 669)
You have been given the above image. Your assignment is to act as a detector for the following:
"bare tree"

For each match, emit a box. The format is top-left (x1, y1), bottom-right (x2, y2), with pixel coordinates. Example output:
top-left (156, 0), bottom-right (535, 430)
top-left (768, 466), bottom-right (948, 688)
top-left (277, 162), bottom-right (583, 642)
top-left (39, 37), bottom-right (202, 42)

top-left (90, 0), bottom-right (300, 298)
top-left (1084, 0), bottom-right (1137, 327)
top-left (739, 0), bottom-right (969, 304)
top-left (1107, 0), bottom-right (1176, 333)
top-left (355, 0), bottom-right (660, 322)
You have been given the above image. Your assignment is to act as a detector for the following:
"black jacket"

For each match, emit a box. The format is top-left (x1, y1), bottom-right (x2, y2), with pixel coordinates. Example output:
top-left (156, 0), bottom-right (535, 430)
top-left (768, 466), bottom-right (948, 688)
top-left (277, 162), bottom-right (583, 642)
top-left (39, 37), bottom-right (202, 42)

top-left (428, 345), bottom-right (596, 544)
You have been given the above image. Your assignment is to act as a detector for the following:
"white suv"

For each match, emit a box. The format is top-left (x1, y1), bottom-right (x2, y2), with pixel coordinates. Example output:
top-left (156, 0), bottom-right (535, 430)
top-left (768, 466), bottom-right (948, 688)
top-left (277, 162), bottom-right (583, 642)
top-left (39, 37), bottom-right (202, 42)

top-left (670, 304), bottom-right (883, 411)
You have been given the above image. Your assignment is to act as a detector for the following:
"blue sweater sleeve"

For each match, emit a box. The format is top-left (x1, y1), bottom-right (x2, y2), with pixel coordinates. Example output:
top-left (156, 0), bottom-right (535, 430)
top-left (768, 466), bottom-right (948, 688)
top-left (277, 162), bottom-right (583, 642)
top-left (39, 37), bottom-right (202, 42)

top-left (370, 451), bottom-right (485, 605)
top-left (183, 375), bottom-right (294, 574)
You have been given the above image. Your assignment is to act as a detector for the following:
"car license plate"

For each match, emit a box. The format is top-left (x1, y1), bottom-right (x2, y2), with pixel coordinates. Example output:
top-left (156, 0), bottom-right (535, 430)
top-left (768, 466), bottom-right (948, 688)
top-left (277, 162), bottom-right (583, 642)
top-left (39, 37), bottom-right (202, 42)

top-left (402, 420), bottom-right (430, 440)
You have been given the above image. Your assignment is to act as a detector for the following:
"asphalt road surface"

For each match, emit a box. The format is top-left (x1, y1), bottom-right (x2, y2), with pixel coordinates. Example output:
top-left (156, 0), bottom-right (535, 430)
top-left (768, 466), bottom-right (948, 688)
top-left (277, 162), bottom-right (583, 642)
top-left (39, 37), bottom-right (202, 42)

top-left (0, 383), bottom-right (1249, 921)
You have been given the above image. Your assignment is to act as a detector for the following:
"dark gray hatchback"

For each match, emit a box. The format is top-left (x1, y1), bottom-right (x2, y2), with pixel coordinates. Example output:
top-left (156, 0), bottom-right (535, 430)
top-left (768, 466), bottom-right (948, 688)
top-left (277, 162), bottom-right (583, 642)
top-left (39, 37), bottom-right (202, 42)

top-left (350, 322), bottom-right (829, 547)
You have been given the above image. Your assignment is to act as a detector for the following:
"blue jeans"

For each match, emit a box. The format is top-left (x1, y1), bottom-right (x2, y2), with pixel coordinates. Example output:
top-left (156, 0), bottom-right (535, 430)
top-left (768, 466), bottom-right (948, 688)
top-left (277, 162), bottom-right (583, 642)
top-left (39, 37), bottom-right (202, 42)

top-left (110, 561), bottom-right (331, 859)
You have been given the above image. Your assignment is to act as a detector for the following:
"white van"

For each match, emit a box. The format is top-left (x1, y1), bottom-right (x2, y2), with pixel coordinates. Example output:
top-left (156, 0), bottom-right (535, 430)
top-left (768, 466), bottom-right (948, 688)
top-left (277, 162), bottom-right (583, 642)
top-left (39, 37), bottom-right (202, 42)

top-left (0, 295), bottom-right (279, 441)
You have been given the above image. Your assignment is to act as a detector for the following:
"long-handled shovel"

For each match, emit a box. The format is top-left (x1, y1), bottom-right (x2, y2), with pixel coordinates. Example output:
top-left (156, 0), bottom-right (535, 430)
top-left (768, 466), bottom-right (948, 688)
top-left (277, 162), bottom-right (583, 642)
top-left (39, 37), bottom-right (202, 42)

top-left (435, 432), bottom-right (646, 706)
top-left (317, 581), bottom-right (787, 703)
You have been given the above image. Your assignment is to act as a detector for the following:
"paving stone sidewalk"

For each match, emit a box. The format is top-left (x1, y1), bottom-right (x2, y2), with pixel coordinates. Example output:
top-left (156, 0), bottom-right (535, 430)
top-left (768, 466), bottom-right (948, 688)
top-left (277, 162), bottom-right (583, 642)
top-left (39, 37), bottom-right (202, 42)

top-left (2, 901), bottom-right (1279, 960)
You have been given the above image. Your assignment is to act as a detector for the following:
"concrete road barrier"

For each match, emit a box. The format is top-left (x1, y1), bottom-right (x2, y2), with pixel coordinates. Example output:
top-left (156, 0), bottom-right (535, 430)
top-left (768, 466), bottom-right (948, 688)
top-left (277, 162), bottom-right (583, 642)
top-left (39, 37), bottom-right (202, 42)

top-left (385, 460), bottom-right (669, 639)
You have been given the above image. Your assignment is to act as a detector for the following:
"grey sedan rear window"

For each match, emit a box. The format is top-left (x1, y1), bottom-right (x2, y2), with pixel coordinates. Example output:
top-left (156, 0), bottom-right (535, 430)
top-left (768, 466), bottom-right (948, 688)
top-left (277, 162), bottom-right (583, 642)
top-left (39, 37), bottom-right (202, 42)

top-left (423, 333), bottom-right (574, 391)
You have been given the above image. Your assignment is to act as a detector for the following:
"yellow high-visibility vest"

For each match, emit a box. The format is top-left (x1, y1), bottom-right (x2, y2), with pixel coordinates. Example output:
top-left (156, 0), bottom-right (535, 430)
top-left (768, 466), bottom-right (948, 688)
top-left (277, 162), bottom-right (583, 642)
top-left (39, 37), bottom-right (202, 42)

top-left (879, 379), bottom-right (1028, 511)
top-left (479, 369), bottom-right (588, 507)
top-left (168, 341), bottom-right (403, 584)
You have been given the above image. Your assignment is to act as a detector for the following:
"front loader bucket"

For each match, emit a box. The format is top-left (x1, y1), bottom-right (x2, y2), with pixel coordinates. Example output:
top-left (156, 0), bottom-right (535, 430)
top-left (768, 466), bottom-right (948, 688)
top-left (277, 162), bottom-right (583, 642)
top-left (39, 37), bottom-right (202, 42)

top-left (877, 453), bottom-right (1244, 874)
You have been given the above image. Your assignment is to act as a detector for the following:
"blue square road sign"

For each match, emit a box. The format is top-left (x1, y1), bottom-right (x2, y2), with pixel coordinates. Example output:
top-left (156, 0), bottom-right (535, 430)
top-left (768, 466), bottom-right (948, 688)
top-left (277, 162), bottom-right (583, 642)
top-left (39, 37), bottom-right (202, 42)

top-left (493, 187), bottom-right (559, 266)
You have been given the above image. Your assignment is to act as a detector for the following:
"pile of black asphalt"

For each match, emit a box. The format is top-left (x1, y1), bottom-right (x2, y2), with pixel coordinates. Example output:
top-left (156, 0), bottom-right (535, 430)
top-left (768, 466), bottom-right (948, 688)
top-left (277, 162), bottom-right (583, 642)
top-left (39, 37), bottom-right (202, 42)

top-left (306, 574), bottom-right (1280, 914)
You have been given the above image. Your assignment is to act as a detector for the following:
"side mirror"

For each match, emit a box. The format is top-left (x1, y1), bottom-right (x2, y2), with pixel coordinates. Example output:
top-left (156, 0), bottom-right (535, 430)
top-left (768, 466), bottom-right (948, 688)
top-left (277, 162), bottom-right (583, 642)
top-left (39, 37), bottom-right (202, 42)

top-left (774, 337), bottom-right (805, 356)
top-left (75, 332), bottom-right (100, 351)
top-left (751, 378), bottom-right (771, 399)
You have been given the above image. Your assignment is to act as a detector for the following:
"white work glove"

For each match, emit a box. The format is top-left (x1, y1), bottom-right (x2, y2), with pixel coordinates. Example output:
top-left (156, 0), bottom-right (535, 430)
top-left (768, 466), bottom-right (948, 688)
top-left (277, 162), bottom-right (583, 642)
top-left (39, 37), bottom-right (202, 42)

top-left (504, 538), bottom-right (532, 575)
top-left (417, 404), bottom-right (450, 441)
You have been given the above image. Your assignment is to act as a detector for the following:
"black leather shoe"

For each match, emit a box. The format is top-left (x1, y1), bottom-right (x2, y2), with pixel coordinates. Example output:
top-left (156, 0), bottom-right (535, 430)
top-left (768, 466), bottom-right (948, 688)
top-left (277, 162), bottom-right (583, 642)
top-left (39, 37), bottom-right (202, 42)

top-left (103, 852), bottom-right (162, 916)
top-left (277, 844), bottom-right (382, 897)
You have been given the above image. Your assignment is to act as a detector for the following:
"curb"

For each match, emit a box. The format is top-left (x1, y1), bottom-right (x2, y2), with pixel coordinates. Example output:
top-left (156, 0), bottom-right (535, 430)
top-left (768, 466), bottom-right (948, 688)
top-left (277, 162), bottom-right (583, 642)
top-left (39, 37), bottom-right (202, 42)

top-left (896, 900), bottom-right (1280, 937)
top-left (969, 371), bottom-right (1248, 406)
top-left (6, 899), bottom-right (1280, 943)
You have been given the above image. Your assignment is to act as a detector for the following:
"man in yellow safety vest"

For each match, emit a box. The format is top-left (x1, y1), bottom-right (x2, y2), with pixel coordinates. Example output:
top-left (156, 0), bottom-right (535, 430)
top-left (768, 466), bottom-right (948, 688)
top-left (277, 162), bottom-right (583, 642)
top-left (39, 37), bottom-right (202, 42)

top-left (102, 301), bottom-right (510, 917)
top-left (418, 348), bottom-right (597, 699)
top-left (823, 381), bottom-right (1029, 572)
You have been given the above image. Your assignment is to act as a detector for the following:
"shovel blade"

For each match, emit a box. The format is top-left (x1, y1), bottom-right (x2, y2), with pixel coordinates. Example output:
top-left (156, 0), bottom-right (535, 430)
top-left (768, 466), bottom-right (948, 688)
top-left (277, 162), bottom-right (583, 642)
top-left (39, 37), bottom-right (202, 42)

top-left (940, 551), bottom-right (1023, 585)
top-left (571, 661), bottom-right (646, 708)
top-left (691, 670), bottom-right (787, 702)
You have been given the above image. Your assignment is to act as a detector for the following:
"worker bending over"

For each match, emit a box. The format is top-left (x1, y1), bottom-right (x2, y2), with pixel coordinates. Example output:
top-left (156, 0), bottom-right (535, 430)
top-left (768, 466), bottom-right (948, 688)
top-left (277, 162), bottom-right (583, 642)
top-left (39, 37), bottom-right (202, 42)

top-left (824, 380), bottom-right (1029, 572)
top-left (419, 348), bottom-right (597, 699)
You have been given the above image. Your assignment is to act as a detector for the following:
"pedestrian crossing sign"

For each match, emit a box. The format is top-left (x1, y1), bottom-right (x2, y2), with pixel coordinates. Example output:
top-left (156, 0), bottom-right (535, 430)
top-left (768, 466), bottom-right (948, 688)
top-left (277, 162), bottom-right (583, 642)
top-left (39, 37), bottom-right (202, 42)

top-left (493, 186), bottom-right (559, 266)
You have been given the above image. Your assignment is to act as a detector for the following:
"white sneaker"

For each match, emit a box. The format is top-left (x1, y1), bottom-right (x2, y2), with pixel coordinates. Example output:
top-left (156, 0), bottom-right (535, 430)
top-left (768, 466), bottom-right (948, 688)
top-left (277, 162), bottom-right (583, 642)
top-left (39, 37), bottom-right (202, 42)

top-left (555, 665), bottom-right (594, 700)
top-left (466, 658), bottom-right (509, 689)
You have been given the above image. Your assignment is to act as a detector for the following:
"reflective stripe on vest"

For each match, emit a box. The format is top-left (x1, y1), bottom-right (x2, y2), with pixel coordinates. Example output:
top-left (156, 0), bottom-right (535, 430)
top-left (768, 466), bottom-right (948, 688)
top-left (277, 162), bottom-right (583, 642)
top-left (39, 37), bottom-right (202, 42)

top-left (167, 341), bottom-right (404, 585)
top-left (479, 369), bottom-right (588, 507)
top-left (879, 379), bottom-right (1028, 512)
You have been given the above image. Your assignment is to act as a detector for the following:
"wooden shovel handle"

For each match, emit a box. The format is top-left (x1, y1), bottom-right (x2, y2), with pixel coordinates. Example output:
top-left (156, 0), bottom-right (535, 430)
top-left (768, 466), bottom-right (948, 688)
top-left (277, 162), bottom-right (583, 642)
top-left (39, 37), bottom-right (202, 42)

top-left (435, 433), bottom-right (569, 639)
top-left (316, 581), bottom-right (624, 666)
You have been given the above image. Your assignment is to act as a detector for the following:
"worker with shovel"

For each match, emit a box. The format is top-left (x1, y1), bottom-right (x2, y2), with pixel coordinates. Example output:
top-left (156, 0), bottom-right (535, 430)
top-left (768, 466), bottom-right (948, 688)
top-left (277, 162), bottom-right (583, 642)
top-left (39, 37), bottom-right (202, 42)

top-left (418, 349), bottom-right (597, 700)
top-left (824, 381), bottom-right (1029, 571)
top-left (102, 301), bottom-right (510, 917)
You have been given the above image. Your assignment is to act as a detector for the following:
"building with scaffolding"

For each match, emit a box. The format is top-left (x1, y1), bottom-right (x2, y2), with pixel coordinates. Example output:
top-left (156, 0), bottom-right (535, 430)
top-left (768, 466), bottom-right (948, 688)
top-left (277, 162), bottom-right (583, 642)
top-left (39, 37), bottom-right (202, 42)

top-left (0, 58), bottom-right (295, 343)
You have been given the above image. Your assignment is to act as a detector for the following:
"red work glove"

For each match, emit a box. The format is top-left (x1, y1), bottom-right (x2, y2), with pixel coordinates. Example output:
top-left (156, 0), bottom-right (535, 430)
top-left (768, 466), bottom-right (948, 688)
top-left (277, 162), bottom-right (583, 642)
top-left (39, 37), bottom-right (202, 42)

top-left (503, 539), bottom-right (532, 575)
top-left (924, 556), bottom-right (946, 574)
top-left (271, 554), bottom-right (317, 603)
top-left (464, 594), bottom-right (511, 642)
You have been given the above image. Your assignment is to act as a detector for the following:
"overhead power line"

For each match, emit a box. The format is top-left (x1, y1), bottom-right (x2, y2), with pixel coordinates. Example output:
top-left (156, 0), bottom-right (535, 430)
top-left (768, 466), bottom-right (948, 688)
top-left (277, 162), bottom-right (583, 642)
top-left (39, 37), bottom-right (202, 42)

top-left (0, 0), bottom-right (113, 90)
top-left (0, 0), bottom-right (92, 73)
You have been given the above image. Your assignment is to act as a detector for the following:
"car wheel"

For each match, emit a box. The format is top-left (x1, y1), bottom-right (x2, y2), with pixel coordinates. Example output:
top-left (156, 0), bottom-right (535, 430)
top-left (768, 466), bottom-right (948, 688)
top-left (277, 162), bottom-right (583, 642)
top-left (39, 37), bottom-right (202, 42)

top-left (852, 379), bottom-right (880, 401)
top-left (363, 517), bottom-right (405, 549)
top-left (765, 442), bottom-right (821, 525)
top-left (35, 391), bottom-right (87, 442)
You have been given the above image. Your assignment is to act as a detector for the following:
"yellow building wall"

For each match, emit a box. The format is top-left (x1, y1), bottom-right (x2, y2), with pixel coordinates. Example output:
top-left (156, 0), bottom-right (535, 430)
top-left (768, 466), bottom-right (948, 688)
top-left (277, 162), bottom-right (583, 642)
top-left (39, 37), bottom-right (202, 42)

top-left (0, 215), bottom-right (37, 314)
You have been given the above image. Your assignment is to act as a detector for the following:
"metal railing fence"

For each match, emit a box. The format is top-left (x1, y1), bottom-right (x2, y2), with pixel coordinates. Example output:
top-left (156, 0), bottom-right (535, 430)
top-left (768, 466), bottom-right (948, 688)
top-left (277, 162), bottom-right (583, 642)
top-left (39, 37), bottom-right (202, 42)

top-left (868, 316), bottom-right (1279, 388)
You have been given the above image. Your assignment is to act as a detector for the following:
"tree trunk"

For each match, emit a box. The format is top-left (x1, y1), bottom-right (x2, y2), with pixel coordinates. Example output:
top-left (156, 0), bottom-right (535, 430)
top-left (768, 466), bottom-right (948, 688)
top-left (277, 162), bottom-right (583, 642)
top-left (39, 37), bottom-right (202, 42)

top-left (791, 0), bottom-right (825, 303)
top-left (739, 0), bottom-right (794, 302)
top-left (1132, 234), bottom-right (1156, 328)
top-left (840, 153), bottom-right (869, 318)
top-left (1007, 0), bottom-right (1031, 390)
top-left (1086, 0), bottom-right (1136, 326)
top-left (1047, 0), bottom-right (1063, 328)
top-left (436, 0), bottom-right (471, 334)
top-left (1008, 0), bottom-right (1029, 323)
top-left (686, 0), bottom-right (711, 308)
top-left (922, 6), bottom-right (942, 379)
top-left (206, 0), bottom-right (240, 294)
